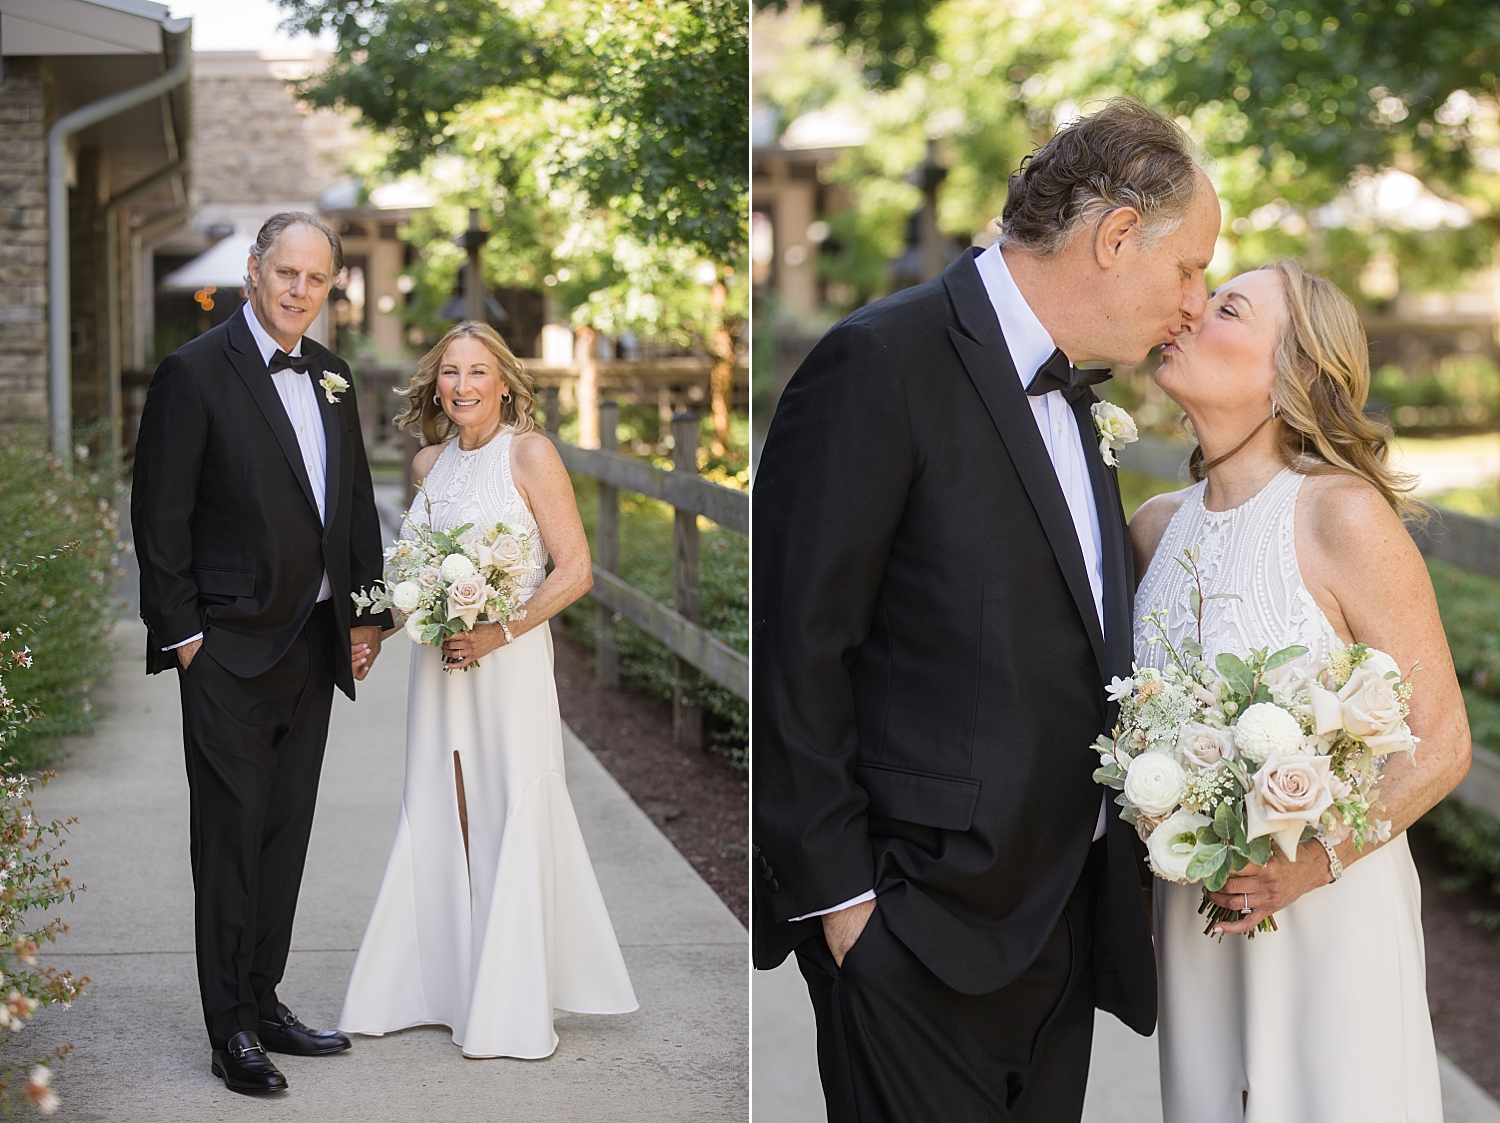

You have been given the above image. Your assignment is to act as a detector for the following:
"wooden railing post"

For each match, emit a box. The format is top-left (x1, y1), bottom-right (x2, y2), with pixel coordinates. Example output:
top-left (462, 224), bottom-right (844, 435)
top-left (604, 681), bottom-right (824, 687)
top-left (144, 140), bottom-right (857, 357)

top-left (542, 385), bottom-right (560, 438)
top-left (672, 411), bottom-right (703, 750)
top-left (594, 399), bottom-right (621, 689)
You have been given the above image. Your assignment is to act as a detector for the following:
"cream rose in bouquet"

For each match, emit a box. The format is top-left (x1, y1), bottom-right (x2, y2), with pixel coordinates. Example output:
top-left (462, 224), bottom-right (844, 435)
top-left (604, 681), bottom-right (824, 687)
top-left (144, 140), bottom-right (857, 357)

top-left (352, 489), bottom-right (531, 670)
top-left (1092, 548), bottom-right (1417, 937)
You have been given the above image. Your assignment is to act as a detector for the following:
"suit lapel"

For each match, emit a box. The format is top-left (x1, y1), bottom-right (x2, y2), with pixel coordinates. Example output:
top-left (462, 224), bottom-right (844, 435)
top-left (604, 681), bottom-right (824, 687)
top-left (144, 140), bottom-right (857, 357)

top-left (1072, 388), bottom-right (1135, 681)
top-left (224, 311), bottom-right (320, 519)
top-left (943, 251), bottom-right (1108, 680)
top-left (304, 348), bottom-right (342, 538)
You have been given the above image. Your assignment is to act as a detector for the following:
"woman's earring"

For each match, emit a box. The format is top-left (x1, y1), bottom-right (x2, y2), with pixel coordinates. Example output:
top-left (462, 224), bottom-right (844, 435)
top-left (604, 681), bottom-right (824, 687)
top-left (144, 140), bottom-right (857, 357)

top-left (434, 393), bottom-right (442, 406)
top-left (1271, 396), bottom-right (1279, 419)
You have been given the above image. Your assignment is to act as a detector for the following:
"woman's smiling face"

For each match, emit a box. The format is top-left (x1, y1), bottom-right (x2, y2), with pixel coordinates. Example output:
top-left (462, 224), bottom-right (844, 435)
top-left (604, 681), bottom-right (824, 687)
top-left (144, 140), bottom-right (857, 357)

top-left (436, 336), bottom-right (509, 435)
top-left (1154, 268), bottom-right (1288, 424)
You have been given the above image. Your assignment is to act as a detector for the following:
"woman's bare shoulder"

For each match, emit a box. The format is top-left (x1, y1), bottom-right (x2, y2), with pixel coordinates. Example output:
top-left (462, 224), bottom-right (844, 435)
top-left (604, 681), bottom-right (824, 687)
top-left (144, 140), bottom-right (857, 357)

top-left (509, 429), bottom-right (563, 473)
top-left (1298, 470), bottom-right (1411, 564)
top-left (1129, 487), bottom-right (1193, 559)
top-left (411, 441), bottom-right (448, 485)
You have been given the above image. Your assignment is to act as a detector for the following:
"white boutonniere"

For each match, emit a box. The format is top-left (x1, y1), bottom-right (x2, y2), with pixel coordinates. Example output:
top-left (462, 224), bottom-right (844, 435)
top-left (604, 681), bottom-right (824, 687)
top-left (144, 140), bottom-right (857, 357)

top-left (318, 371), bottom-right (350, 404)
top-left (1090, 401), bottom-right (1138, 468)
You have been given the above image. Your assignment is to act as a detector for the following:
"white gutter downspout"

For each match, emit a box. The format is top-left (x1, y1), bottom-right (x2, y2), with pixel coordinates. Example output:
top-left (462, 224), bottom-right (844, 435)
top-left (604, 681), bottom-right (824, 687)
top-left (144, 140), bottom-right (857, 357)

top-left (47, 17), bottom-right (193, 463)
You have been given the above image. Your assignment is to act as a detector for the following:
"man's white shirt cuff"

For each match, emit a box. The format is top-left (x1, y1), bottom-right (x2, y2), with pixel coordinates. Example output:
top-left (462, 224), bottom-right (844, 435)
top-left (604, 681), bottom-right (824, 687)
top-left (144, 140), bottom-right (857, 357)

top-left (163, 632), bottom-right (203, 651)
top-left (789, 889), bottom-right (876, 922)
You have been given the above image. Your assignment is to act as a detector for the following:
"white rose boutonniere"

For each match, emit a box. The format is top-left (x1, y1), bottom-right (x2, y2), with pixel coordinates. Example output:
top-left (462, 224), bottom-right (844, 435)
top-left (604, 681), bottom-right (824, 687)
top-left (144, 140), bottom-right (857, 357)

top-left (1090, 401), bottom-right (1138, 467)
top-left (318, 371), bottom-right (350, 404)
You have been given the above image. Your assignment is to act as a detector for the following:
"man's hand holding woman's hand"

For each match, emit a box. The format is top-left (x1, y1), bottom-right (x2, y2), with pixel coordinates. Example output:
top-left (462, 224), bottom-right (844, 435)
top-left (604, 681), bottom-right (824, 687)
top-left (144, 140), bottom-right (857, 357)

top-left (822, 898), bottom-right (877, 967)
top-left (350, 626), bottom-right (384, 680)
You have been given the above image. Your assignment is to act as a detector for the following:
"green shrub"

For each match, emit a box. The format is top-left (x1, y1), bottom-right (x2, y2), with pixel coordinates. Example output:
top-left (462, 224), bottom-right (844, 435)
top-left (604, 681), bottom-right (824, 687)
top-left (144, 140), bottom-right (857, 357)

top-left (1426, 559), bottom-right (1500, 753)
top-left (0, 440), bottom-right (126, 769)
top-left (558, 410), bottom-right (748, 770)
top-left (1425, 799), bottom-right (1500, 935)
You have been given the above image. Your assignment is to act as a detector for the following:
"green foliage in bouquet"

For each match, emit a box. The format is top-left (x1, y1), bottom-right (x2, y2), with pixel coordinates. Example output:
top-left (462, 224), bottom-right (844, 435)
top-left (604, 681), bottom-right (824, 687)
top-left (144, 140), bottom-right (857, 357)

top-left (0, 442), bottom-right (125, 769)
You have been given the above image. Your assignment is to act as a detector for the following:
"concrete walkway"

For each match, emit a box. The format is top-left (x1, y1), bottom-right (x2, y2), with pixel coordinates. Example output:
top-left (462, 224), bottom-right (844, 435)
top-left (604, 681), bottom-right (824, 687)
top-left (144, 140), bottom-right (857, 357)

top-left (20, 621), bottom-right (747, 1122)
top-left (752, 948), bottom-right (1500, 1123)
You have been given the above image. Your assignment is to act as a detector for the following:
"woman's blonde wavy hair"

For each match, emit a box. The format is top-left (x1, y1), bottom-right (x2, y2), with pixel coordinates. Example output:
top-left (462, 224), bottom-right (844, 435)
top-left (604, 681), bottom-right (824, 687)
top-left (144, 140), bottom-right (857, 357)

top-left (1188, 259), bottom-right (1419, 519)
top-left (394, 320), bottom-right (537, 446)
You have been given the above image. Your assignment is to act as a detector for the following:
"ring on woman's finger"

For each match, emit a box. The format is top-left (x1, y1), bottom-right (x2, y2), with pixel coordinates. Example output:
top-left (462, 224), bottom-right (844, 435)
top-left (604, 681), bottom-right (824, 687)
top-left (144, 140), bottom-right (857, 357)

top-left (1239, 892), bottom-right (1252, 915)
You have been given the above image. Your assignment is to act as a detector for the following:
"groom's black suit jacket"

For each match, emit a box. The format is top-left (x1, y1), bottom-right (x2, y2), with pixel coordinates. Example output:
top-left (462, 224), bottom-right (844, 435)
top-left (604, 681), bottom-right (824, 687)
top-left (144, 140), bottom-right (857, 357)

top-left (752, 248), bottom-right (1156, 1034)
top-left (132, 308), bottom-right (391, 699)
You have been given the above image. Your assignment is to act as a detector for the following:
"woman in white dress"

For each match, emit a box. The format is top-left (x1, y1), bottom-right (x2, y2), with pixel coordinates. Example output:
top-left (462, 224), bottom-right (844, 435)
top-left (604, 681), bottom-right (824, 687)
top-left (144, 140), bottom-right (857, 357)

top-left (1129, 261), bottom-right (1471, 1122)
top-left (340, 320), bottom-right (637, 1059)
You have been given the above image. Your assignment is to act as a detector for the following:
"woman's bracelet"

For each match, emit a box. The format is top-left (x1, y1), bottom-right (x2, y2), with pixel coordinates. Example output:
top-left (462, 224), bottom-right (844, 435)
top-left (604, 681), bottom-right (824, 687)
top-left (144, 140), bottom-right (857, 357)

top-left (1315, 835), bottom-right (1343, 883)
top-left (500, 622), bottom-right (514, 645)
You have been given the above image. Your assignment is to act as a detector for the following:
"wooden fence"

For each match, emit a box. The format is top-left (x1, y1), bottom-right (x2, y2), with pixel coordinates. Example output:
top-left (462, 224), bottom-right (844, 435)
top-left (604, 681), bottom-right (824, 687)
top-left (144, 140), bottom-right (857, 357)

top-left (1117, 433), bottom-right (1500, 819)
top-left (542, 390), bottom-right (749, 749)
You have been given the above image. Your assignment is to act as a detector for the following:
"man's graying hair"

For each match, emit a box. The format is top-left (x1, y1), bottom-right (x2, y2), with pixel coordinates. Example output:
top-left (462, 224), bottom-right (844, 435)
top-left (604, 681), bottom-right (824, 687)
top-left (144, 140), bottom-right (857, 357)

top-left (245, 211), bottom-right (344, 285)
top-left (999, 99), bottom-right (1204, 258)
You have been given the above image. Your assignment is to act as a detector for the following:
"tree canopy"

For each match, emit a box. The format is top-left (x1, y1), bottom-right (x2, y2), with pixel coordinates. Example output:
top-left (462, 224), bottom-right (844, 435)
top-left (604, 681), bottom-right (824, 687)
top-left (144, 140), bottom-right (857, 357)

top-left (280, 0), bottom-right (748, 265)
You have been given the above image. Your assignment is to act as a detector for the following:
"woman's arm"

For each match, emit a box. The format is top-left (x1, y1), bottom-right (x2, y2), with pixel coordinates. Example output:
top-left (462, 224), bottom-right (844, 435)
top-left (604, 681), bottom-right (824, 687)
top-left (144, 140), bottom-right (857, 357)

top-left (504, 431), bottom-right (593, 636)
top-left (1208, 473), bottom-right (1471, 933)
top-left (438, 432), bottom-right (590, 664)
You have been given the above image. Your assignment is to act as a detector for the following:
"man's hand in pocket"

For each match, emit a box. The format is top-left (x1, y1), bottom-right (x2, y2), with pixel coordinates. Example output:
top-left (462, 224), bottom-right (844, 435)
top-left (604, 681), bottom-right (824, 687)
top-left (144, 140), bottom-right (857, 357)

top-left (177, 638), bottom-right (203, 669)
top-left (823, 898), bottom-right (876, 968)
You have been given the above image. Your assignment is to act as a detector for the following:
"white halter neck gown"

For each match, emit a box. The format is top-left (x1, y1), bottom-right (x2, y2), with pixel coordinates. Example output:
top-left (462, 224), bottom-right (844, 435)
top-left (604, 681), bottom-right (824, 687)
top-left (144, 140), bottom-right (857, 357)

top-left (340, 430), bottom-right (637, 1058)
top-left (1134, 468), bottom-right (1441, 1123)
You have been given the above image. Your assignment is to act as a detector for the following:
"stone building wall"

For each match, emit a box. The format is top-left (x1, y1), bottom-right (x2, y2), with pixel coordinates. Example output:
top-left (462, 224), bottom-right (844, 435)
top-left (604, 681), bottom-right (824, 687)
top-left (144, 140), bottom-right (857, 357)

top-left (191, 62), bottom-right (359, 208)
top-left (0, 59), bottom-right (49, 427)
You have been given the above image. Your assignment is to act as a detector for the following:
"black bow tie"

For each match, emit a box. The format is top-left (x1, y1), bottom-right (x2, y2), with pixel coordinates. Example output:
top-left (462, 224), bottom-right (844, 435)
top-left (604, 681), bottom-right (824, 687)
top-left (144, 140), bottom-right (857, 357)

top-left (267, 349), bottom-right (314, 375)
top-left (1025, 348), bottom-right (1111, 401)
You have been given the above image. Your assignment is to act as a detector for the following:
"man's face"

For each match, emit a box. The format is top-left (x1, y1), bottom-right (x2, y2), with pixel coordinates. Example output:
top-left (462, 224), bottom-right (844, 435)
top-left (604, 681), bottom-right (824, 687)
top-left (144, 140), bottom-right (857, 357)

top-left (1098, 173), bottom-right (1221, 366)
top-left (246, 223), bottom-right (337, 344)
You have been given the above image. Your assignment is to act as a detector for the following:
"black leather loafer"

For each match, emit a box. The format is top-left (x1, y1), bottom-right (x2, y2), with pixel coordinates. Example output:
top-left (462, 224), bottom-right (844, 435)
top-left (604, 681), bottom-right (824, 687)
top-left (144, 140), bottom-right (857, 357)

top-left (211, 1031), bottom-right (288, 1095)
top-left (258, 1003), bottom-right (353, 1056)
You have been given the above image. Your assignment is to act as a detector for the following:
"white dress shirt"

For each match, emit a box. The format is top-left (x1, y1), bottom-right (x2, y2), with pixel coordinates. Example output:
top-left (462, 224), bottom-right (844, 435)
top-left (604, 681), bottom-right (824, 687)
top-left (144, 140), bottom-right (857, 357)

top-left (790, 246), bottom-right (1111, 922)
top-left (163, 303), bottom-right (332, 652)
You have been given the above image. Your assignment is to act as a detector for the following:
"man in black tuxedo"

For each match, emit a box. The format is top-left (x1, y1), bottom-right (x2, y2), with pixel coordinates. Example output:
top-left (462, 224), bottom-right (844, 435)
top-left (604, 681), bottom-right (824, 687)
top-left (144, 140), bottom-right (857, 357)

top-left (752, 100), bottom-right (1222, 1121)
top-left (132, 212), bottom-right (392, 1096)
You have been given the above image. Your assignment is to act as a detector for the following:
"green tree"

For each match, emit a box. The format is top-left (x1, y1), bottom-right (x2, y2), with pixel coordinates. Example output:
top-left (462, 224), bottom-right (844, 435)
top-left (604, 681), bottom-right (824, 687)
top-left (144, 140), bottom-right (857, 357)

top-left (280, 0), bottom-right (747, 265)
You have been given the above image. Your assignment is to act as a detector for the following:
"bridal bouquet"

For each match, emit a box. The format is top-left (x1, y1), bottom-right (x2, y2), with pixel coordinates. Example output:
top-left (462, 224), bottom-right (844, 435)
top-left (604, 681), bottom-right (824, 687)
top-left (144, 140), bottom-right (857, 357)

top-left (352, 495), bottom-right (530, 669)
top-left (1092, 548), bottom-right (1417, 936)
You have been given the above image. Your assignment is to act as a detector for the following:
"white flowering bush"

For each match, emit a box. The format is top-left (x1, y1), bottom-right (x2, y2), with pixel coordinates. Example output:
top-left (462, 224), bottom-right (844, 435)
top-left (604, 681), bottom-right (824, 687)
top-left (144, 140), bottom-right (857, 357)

top-left (0, 558), bottom-right (90, 1113)
top-left (1093, 547), bottom-right (1416, 937)
top-left (352, 488), bottom-right (532, 670)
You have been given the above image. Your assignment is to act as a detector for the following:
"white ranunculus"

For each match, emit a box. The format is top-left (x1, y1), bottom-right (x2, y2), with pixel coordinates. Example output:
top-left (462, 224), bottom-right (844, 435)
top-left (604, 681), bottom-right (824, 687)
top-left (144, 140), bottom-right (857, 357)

top-left (1232, 702), bottom-right (1304, 766)
top-left (1338, 665), bottom-right (1408, 746)
top-left (1245, 748), bottom-right (1336, 861)
top-left (1175, 722), bottom-right (1235, 771)
top-left (418, 565), bottom-right (442, 588)
top-left (1124, 751), bottom-right (1187, 818)
top-left (403, 610), bottom-right (429, 643)
top-left (391, 580), bottom-right (423, 613)
top-left (1146, 809), bottom-right (1214, 883)
top-left (445, 575), bottom-right (489, 629)
top-left (440, 553), bottom-right (477, 582)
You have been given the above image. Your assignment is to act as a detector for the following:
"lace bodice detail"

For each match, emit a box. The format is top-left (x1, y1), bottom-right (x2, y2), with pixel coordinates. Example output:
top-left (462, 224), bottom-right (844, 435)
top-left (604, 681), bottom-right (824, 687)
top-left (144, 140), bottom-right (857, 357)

top-left (408, 430), bottom-right (548, 600)
top-left (1134, 468), bottom-right (1339, 673)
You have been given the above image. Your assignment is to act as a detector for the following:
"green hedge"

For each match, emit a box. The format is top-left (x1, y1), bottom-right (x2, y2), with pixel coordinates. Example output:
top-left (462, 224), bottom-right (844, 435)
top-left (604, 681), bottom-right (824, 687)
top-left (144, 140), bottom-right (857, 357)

top-left (0, 440), bottom-right (125, 769)
top-left (556, 409), bottom-right (748, 771)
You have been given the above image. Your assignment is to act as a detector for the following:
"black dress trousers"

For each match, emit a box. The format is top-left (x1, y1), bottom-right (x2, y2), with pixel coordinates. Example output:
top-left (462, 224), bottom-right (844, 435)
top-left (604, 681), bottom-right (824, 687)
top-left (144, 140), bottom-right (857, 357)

top-left (797, 841), bottom-right (1106, 1123)
top-left (176, 600), bottom-right (339, 1048)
